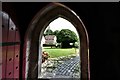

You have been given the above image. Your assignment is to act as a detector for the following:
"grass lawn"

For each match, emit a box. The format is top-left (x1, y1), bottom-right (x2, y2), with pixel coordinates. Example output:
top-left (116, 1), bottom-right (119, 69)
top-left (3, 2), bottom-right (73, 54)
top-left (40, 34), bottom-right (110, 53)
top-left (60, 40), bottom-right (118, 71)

top-left (43, 47), bottom-right (79, 58)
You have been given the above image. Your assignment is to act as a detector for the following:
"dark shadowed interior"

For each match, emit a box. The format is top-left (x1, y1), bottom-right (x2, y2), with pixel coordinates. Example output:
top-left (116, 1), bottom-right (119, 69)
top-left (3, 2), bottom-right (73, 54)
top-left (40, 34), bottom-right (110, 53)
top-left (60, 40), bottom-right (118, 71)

top-left (2, 2), bottom-right (120, 80)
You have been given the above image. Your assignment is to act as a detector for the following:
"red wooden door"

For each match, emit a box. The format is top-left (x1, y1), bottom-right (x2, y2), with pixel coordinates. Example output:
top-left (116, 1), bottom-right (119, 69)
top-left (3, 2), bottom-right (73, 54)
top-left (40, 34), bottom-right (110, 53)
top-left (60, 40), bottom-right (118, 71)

top-left (1, 12), bottom-right (20, 79)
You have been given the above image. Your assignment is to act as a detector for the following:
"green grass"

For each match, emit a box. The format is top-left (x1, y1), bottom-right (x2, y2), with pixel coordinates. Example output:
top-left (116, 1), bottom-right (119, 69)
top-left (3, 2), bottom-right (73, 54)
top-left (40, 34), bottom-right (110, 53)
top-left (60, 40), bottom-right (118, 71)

top-left (43, 47), bottom-right (78, 58)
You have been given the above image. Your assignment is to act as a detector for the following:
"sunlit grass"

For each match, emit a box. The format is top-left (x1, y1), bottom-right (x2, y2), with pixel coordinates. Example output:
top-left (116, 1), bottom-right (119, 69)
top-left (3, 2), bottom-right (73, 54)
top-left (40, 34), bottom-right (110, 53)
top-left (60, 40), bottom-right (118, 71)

top-left (43, 47), bottom-right (78, 58)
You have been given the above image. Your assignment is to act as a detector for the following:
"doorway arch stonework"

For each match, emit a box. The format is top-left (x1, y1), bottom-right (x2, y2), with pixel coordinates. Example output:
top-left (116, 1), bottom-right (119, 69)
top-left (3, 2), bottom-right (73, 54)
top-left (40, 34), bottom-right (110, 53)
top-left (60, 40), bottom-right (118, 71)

top-left (23, 3), bottom-right (90, 80)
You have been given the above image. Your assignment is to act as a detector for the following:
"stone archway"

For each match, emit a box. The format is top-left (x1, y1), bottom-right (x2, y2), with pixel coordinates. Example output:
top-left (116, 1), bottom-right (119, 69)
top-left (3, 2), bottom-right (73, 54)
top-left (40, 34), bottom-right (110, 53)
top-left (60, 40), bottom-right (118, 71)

top-left (23, 3), bottom-right (90, 80)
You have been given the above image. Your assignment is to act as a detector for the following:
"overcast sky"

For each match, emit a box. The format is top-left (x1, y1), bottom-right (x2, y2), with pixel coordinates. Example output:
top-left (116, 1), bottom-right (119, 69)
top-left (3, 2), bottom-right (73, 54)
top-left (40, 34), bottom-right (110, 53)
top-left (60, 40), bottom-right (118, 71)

top-left (45, 17), bottom-right (79, 37)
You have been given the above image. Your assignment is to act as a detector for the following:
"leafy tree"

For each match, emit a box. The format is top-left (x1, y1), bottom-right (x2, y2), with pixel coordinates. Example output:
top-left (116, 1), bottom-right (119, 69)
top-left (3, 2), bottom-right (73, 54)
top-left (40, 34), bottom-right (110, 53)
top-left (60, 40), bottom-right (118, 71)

top-left (53, 30), bottom-right (59, 36)
top-left (44, 28), bottom-right (53, 36)
top-left (57, 29), bottom-right (78, 48)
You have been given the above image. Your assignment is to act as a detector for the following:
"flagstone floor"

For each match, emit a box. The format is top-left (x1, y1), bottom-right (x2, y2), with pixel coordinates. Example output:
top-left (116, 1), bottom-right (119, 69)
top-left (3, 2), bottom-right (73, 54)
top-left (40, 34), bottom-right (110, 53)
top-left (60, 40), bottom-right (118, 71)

top-left (39, 55), bottom-right (80, 79)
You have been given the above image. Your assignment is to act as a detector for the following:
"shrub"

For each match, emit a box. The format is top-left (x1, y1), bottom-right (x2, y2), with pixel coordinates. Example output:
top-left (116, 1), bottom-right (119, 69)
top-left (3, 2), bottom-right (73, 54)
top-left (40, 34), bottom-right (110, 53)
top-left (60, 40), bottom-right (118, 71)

top-left (42, 51), bottom-right (49, 63)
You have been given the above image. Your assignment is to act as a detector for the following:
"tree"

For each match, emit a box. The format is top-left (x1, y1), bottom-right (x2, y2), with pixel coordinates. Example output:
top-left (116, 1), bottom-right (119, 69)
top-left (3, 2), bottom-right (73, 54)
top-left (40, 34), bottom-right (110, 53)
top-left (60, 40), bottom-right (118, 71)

top-left (53, 30), bottom-right (59, 36)
top-left (44, 28), bottom-right (53, 36)
top-left (57, 29), bottom-right (78, 48)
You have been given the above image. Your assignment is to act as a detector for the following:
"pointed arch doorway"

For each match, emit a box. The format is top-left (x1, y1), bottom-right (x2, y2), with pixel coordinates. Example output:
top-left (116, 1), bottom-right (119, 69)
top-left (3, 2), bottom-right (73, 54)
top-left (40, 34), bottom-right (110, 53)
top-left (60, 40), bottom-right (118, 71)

top-left (23, 3), bottom-right (90, 80)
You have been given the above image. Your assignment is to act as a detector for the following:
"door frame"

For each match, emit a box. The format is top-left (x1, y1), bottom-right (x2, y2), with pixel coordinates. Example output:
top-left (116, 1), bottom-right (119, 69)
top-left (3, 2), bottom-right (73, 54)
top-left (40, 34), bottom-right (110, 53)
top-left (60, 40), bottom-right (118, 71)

top-left (23, 2), bottom-right (90, 80)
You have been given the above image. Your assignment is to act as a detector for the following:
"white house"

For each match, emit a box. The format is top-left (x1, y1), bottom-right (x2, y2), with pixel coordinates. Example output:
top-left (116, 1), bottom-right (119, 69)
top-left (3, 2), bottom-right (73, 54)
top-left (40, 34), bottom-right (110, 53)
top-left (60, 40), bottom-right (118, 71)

top-left (44, 35), bottom-right (57, 45)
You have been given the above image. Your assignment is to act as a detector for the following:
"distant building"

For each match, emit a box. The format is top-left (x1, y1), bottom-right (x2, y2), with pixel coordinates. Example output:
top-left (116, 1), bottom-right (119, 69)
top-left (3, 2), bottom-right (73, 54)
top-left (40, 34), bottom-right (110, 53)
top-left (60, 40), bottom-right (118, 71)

top-left (44, 35), bottom-right (57, 45)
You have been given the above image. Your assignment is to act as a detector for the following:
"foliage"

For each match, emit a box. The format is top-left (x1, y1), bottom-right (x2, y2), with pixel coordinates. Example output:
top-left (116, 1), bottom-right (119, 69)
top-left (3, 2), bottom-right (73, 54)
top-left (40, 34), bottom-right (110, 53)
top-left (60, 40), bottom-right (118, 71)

top-left (44, 28), bottom-right (53, 36)
top-left (73, 42), bottom-right (79, 48)
top-left (53, 30), bottom-right (59, 36)
top-left (57, 29), bottom-right (78, 43)
top-left (56, 29), bottom-right (78, 48)
top-left (42, 51), bottom-right (49, 63)
top-left (44, 29), bottom-right (78, 48)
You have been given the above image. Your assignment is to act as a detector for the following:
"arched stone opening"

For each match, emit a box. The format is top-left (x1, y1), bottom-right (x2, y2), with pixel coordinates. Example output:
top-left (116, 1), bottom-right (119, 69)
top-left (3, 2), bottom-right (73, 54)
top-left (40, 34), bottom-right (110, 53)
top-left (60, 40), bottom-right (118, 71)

top-left (23, 3), bottom-right (90, 80)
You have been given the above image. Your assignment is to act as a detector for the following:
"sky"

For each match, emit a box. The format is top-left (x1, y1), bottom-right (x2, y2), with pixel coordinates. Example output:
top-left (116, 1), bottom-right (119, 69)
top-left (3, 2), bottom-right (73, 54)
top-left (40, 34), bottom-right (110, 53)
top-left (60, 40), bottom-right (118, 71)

top-left (45, 17), bottom-right (79, 37)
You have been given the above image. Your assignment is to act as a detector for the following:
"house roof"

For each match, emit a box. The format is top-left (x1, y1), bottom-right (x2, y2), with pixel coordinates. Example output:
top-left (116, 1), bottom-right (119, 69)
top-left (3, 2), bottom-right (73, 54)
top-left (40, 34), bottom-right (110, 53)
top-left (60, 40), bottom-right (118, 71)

top-left (45, 35), bottom-right (56, 40)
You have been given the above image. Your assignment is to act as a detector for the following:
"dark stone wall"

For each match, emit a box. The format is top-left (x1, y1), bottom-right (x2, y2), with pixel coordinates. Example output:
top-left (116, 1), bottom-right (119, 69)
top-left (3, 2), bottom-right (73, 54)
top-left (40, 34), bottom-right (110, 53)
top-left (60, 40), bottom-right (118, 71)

top-left (2, 2), bottom-right (120, 80)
